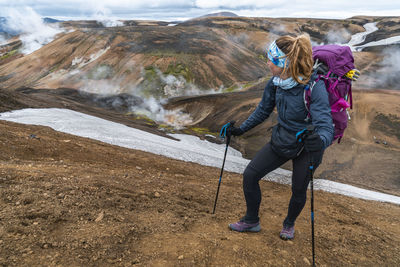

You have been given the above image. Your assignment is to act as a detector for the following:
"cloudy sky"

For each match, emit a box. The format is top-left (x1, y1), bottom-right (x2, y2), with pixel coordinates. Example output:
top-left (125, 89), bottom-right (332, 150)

top-left (0, 0), bottom-right (399, 21)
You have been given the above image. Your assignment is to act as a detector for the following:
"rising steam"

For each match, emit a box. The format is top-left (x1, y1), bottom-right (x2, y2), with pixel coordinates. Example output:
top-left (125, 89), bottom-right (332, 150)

top-left (0, 7), bottom-right (63, 55)
top-left (91, 6), bottom-right (124, 27)
top-left (370, 47), bottom-right (400, 90)
top-left (326, 28), bottom-right (351, 44)
top-left (75, 60), bottom-right (224, 129)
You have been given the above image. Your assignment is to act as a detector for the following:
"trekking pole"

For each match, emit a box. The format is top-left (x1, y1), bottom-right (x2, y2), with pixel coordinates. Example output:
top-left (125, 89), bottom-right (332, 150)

top-left (296, 125), bottom-right (316, 267)
top-left (212, 121), bottom-right (234, 214)
top-left (306, 125), bottom-right (316, 267)
top-left (309, 146), bottom-right (316, 267)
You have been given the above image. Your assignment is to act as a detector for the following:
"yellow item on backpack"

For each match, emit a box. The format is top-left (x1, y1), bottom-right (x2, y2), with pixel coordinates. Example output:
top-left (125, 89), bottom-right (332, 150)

top-left (344, 69), bottom-right (361, 81)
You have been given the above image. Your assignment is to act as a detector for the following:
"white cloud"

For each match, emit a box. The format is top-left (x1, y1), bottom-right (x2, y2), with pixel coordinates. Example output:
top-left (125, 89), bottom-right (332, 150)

top-left (194, 0), bottom-right (281, 9)
top-left (0, 0), bottom-right (193, 11)
top-left (0, 1), bottom-right (399, 21)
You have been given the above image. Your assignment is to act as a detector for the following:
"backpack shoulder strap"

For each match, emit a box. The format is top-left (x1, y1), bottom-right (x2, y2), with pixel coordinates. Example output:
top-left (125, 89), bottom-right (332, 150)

top-left (303, 75), bottom-right (319, 118)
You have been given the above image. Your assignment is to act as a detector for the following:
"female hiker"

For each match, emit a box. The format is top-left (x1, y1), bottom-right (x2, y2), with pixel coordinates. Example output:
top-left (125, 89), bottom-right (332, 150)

top-left (225, 34), bottom-right (334, 240)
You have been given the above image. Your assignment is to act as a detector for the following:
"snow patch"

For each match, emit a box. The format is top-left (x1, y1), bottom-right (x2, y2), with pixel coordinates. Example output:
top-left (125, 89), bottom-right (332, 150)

top-left (347, 22), bottom-right (378, 49)
top-left (1, 108), bottom-right (399, 205)
top-left (354, 35), bottom-right (400, 51)
top-left (71, 47), bottom-right (110, 68)
top-left (347, 22), bottom-right (400, 51)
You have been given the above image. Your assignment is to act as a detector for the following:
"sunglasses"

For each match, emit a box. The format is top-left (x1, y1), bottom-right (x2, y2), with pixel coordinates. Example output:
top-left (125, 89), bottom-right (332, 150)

top-left (265, 50), bottom-right (281, 66)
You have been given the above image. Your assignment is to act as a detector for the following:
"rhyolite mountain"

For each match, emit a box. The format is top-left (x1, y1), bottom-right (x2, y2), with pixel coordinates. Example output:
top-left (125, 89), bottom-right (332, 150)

top-left (1, 15), bottom-right (399, 94)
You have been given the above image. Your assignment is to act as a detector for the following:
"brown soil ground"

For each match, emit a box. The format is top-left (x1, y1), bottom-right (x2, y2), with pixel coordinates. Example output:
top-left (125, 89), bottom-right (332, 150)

top-left (0, 88), bottom-right (400, 266)
top-left (1, 118), bottom-right (399, 267)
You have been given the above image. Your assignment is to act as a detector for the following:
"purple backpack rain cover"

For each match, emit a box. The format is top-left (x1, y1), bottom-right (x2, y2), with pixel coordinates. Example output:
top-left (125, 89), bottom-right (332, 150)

top-left (306, 45), bottom-right (355, 144)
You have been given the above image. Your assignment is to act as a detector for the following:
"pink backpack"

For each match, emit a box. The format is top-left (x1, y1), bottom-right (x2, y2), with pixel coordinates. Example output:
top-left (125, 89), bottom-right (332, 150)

top-left (305, 45), bottom-right (355, 143)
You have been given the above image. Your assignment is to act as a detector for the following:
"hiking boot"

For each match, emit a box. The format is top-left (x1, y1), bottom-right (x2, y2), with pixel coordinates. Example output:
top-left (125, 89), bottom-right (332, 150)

top-left (280, 225), bottom-right (295, 240)
top-left (228, 219), bottom-right (260, 232)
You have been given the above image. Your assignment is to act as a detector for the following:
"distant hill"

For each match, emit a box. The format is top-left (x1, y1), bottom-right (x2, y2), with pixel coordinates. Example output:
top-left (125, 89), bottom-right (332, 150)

top-left (200, 12), bottom-right (238, 18)
top-left (43, 17), bottom-right (62, 24)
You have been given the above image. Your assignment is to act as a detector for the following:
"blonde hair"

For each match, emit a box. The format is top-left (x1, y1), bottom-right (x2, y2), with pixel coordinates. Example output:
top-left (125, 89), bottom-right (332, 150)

top-left (276, 34), bottom-right (313, 84)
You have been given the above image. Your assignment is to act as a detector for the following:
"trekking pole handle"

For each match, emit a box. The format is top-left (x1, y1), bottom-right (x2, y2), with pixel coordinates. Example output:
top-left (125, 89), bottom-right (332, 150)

top-left (306, 125), bottom-right (315, 135)
top-left (220, 121), bottom-right (236, 141)
top-left (305, 125), bottom-right (316, 166)
top-left (226, 121), bottom-right (235, 144)
top-left (296, 125), bottom-right (315, 143)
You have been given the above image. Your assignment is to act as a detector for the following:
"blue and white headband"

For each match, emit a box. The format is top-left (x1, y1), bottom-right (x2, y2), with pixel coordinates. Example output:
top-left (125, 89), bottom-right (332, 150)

top-left (267, 40), bottom-right (289, 69)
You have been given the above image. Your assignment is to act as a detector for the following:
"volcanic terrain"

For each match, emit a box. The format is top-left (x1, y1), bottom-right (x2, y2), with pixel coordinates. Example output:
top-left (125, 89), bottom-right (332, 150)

top-left (1, 14), bottom-right (400, 266)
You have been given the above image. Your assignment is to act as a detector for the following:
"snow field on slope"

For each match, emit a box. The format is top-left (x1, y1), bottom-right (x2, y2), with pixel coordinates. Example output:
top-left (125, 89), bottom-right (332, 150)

top-left (1, 108), bottom-right (399, 205)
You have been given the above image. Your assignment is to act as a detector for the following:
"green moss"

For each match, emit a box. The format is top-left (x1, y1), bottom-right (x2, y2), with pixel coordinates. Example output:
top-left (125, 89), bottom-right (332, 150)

top-left (158, 123), bottom-right (176, 132)
top-left (223, 81), bottom-right (254, 93)
top-left (183, 127), bottom-right (216, 136)
top-left (164, 63), bottom-right (194, 82)
top-left (0, 49), bottom-right (18, 61)
top-left (140, 65), bottom-right (164, 98)
top-left (135, 114), bottom-right (156, 123)
top-left (242, 82), bottom-right (254, 90)
top-left (224, 84), bottom-right (239, 92)
top-left (146, 49), bottom-right (181, 57)
top-left (140, 63), bottom-right (196, 98)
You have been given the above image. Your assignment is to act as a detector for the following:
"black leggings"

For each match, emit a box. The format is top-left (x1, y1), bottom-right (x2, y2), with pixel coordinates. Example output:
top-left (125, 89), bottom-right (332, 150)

top-left (243, 142), bottom-right (323, 226)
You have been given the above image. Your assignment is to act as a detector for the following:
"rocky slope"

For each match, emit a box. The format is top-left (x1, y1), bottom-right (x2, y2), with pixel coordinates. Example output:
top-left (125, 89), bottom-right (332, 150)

top-left (1, 111), bottom-right (399, 266)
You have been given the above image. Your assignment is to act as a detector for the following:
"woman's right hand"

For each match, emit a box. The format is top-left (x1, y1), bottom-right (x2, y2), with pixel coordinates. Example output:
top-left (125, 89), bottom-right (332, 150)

top-left (220, 121), bottom-right (244, 138)
top-left (227, 126), bottom-right (244, 137)
top-left (304, 132), bottom-right (324, 152)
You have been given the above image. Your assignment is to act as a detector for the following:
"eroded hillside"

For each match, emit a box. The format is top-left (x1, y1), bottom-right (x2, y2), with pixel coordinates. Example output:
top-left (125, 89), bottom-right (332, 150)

top-left (2, 16), bottom-right (400, 93)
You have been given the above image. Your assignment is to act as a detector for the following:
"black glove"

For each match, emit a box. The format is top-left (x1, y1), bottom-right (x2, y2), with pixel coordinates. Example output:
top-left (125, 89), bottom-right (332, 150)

top-left (304, 132), bottom-right (324, 152)
top-left (227, 126), bottom-right (244, 137)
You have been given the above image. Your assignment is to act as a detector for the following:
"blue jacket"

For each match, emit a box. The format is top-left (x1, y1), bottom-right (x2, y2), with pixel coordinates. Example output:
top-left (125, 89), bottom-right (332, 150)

top-left (239, 77), bottom-right (334, 157)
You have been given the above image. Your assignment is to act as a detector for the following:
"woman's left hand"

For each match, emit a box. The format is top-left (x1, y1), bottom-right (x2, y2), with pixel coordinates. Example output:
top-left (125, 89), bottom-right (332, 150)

top-left (304, 133), bottom-right (324, 152)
